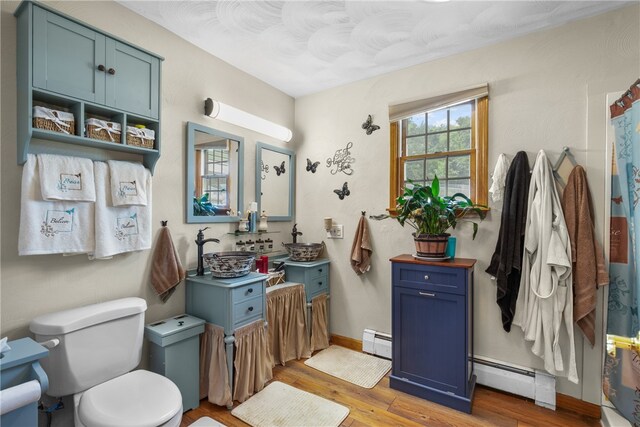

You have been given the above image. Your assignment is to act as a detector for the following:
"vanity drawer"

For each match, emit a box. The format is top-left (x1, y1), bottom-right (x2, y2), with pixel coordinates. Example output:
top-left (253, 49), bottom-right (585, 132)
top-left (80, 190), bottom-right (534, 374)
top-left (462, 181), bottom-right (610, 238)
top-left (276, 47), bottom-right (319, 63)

top-left (306, 264), bottom-right (329, 281)
top-left (394, 263), bottom-right (466, 295)
top-left (232, 282), bottom-right (264, 303)
top-left (306, 275), bottom-right (329, 301)
top-left (233, 295), bottom-right (263, 327)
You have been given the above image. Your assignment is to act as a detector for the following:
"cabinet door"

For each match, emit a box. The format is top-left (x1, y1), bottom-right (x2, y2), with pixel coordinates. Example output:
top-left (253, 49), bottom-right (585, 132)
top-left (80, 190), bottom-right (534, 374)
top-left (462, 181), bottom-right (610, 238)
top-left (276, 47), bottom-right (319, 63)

top-left (392, 286), bottom-right (467, 396)
top-left (33, 7), bottom-right (106, 103)
top-left (105, 40), bottom-right (159, 118)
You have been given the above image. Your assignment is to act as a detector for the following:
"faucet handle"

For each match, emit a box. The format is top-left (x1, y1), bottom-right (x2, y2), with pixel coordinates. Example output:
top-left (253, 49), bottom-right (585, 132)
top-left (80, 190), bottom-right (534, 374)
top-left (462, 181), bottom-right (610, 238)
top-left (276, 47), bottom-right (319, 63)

top-left (199, 227), bottom-right (210, 233)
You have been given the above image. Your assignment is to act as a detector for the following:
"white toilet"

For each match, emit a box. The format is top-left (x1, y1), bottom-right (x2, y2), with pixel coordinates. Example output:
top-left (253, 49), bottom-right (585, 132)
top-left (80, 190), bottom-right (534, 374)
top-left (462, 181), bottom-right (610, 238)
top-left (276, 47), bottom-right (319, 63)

top-left (30, 297), bottom-right (183, 427)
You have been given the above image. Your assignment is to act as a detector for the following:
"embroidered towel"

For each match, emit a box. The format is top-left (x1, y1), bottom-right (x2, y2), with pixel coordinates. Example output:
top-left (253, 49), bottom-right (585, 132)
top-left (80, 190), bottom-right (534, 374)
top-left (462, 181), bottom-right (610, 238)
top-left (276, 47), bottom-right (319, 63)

top-left (350, 215), bottom-right (372, 275)
top-left (150, 225), bottom-right (185, 303)
top-left (107, 160), bottom-right (149, 206)
top-left (489, 154), bottom-right (510, 203)
top-left (19, 155), bottom-right (95, 255)
top-left (37, 154), bottom-right (96, 202)
top-left (94, 162), bottom-right (152, 259)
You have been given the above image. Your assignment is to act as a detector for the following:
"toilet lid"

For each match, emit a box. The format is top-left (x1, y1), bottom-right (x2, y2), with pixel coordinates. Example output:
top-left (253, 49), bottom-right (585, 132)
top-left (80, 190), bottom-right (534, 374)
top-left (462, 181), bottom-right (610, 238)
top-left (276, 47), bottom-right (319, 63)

top-left (79, 370), bottom-right (182, 427)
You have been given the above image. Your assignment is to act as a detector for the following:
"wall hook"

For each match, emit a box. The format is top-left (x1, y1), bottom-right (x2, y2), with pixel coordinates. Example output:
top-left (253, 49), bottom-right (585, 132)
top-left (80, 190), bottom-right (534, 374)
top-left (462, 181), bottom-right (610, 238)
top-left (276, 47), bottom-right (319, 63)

top-left (161, 220), bottom-right (168, 227)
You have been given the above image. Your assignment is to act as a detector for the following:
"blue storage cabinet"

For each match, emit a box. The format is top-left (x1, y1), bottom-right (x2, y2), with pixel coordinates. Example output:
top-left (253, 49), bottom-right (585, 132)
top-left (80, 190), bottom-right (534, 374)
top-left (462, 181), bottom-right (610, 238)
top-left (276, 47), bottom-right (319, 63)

top-left (14, 1), bottom-right (163, 172)
top-left (0, 338), bottom-right (49, 427)
top-left (390, 254), bottom-right (476, 413)
top-left (145, 314), bottom-right (205, 412)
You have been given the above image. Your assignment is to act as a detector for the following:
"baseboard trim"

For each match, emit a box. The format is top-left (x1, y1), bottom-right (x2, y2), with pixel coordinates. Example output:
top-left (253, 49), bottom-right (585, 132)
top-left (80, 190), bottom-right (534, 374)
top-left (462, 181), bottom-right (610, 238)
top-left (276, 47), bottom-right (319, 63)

top-left (330, 334), bottom-right (362, 352)
top-left (329, 334), bottom-right (600, 419)
top-left (556, 393), bottom-right (601, 419)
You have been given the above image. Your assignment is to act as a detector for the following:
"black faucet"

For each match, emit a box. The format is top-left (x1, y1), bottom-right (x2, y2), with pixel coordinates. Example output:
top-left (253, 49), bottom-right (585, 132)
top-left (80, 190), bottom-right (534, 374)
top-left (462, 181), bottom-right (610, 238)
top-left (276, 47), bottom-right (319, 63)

top-left (195, 227), bottom-right (220, 276)
top-left (291, 223), bottom-right (303, 243)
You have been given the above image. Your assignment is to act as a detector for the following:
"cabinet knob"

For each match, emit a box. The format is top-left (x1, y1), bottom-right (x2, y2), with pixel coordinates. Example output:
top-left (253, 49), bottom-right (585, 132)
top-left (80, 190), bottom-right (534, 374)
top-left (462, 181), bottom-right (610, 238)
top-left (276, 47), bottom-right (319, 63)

top-left (419, 292), bottom-right (435, 297)
top-left (318, 268), bottom-right (323, 272)
top-left (318, 282), bottom-right (322, 286)
top-left (108, 68), bottom-right (116, 75)
top-left (424, 275), bottom-right (430, 280)
top-left (97, 64), bottom-right (106, 72)
top-left (248, 306), bottom-right (254, 312)
top-left (247, 288), bottom-right (253, 294)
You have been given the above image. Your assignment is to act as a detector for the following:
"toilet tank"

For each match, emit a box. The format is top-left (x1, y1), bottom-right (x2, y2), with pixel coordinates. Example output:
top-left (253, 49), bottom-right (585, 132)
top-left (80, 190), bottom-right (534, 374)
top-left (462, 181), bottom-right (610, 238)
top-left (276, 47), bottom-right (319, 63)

top-left (30, 298), bottom-right (147, 397)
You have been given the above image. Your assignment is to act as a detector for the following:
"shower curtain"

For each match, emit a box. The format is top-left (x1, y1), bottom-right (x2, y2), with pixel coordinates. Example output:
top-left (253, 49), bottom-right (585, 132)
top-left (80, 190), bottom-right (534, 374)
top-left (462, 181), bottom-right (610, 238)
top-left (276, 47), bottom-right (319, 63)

top-left (604, 80), bottom-right (640, 424)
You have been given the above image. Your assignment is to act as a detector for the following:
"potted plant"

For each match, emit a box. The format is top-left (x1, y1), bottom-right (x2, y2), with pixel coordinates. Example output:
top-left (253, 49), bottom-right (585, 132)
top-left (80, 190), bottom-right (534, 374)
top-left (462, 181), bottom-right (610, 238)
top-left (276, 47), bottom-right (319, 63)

top-left (393, 175), bottom-right (486, 258)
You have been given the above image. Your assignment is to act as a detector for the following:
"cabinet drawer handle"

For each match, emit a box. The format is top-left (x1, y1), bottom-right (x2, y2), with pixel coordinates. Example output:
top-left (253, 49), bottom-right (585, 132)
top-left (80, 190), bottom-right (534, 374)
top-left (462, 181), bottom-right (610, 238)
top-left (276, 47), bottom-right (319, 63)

top-left (318, 268), bottom-right (323, 273)
top-left (419, 292), bottom-right (435, 297)
top-left (108, 68), bottom-right (116, 75)
top-left (248, 306), bottom-right (254, 312)
top-left (97, 64), bottom-right (105, 72)
top-left (424, 275), bottom-right (430, 280)
top-left (318, 281), bottom-right (323, 286)
top-left (247, 288), bottom-right (253, 294)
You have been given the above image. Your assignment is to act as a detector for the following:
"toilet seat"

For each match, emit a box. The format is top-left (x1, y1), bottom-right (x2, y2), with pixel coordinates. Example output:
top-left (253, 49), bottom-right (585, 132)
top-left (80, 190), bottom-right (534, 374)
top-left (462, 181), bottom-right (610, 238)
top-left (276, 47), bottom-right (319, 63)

top-left (78, 370), bottom-right (182, 427)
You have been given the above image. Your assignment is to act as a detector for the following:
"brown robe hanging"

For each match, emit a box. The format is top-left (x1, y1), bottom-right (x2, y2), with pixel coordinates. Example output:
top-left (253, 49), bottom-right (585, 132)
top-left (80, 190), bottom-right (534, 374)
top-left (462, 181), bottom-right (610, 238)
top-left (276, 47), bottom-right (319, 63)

top-left (562, 165), bottom-right (609, 346)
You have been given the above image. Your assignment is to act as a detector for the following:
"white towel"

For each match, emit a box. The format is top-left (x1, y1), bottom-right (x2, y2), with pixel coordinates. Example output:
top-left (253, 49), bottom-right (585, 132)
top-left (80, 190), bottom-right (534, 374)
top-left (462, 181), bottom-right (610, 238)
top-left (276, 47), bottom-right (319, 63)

top-left (37, 154), bottom-right (96, 202)
top-left (94, 162), bottom-right (152, 259)
top-left (107, 160), bottom-right (149, 206)
top-left (489, 153), bottom-right (511, 203)
top-left (19, 155), bottom-right (95, 255)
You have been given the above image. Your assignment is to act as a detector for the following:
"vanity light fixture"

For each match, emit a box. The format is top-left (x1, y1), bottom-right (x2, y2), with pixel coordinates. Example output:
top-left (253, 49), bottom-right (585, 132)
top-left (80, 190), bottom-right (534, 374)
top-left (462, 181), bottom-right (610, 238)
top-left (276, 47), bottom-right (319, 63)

top-left (204, 98), bottom-right (293, 142)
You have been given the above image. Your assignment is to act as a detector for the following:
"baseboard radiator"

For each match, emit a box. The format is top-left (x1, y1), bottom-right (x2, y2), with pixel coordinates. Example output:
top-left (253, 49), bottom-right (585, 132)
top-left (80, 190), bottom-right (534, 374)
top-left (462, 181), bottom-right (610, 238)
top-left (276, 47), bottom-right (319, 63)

top-left (362, 329), bottom-right (556, 409)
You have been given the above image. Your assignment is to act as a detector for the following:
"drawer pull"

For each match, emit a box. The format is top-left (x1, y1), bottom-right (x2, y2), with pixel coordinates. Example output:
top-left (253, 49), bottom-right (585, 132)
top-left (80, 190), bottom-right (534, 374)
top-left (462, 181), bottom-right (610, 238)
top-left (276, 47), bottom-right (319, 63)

top-left (419, 292), bottom-right (435, 297)
top-left (108, 67), bottom-right (116, 75)
top-left (248, 306), bottom-right (254, 312)
top-left (247, 288), bottom-right (253, 294)
top-left (97, 64), bottom-right (106, 72)
top-left (318, 268), bottom-right (323, 273)
top-left (424, 275), bottom-right (430, 280)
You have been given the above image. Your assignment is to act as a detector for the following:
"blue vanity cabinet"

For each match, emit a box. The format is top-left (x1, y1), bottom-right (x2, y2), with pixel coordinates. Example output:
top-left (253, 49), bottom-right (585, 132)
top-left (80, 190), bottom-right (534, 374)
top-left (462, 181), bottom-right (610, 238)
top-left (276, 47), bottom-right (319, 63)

top-left (390, 254), bottom-right (476, 413)
top-left (15, 1), bottom-right (163, 172)
top-left (185, 272), bottom-right (267, 404)
top-left (283, 259), bottom-right (330, 303)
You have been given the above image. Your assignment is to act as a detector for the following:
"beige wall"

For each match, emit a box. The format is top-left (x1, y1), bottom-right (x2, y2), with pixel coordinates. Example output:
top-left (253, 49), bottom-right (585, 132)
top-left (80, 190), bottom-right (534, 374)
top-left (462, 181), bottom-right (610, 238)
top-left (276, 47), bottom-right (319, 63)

top-left (293, 5), bottom-right (639, 403)
top-left (0, 1), bottom-right (294, 341)
top-left (2, 0), bottom-right (638, 406)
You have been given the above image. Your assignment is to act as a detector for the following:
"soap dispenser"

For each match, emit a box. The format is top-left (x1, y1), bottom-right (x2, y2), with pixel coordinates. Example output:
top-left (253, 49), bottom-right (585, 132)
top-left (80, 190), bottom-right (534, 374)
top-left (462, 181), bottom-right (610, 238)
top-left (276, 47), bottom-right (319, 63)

top-left (258, 210), bottom-right (268, 232)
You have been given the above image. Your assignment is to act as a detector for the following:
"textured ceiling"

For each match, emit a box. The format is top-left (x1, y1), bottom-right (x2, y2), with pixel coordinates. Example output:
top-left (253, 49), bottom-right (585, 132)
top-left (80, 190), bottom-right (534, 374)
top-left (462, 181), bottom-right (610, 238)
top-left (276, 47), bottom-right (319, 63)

top-left (119, 1), bottom-right (628, 98)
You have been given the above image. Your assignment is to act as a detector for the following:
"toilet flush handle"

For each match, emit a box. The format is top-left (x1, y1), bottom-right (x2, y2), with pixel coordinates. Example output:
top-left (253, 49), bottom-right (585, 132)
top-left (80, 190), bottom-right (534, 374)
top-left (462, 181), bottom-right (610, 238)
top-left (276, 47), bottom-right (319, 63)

top-left (38, 338), bottom-right (60, 349)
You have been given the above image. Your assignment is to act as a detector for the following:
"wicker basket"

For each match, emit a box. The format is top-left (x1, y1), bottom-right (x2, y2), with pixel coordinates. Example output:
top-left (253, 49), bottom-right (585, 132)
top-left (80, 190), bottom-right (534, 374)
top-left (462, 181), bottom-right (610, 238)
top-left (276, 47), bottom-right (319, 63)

top-left (126, 126), bottom-right (155, 149)
top-left (86, 118), bottom-right (121, 143)
top-left (266, 271), bottom-right (285, 287)
top-left (33, 106), bottom-right (75, 135)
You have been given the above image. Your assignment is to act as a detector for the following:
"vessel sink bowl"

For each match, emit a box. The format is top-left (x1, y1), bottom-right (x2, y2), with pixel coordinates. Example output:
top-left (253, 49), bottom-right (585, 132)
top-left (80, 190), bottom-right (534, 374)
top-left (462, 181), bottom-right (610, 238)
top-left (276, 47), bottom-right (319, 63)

top-left (203, 251), bottom-right (256, 278)
top-left (283, 242), bottom-right (324, 262)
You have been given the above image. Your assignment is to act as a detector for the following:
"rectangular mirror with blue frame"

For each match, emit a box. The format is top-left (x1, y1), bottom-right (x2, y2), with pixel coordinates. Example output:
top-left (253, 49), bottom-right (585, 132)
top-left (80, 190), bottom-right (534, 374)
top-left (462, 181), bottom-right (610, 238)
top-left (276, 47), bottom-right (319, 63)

top-left (186, 122), bottom-right (244, 223)
top-left (256, 142), bottom-right (294, 221)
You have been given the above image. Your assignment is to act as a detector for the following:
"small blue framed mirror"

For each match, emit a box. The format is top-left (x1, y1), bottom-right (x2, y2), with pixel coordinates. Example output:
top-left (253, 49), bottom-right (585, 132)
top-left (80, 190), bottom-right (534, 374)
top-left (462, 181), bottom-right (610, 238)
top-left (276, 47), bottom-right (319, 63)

top-left (256, 142), bottom-right (295, 221)
top-left (186, 122), bottom-right (244, 223)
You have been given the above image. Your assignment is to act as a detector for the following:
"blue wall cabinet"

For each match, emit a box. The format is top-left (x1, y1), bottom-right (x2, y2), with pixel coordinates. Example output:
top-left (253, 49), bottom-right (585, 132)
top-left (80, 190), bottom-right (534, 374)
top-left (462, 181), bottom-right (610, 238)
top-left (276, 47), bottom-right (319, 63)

top-left (15, 1), bottom-right (163, 172)
top-left (185, 272), bottom-right (267, 407)
top-left (390, 254), bottom-right (476, 413)
top-left (0, 338), bottom-right (49, 427)
top-left (145, 314), bottom-right (205, 413)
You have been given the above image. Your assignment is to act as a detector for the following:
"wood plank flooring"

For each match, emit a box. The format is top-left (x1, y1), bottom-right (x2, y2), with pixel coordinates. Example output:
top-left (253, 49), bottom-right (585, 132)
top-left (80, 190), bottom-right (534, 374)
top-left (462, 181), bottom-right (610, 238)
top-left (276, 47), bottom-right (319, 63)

top-left (180, 353), bottom-right (600, 427)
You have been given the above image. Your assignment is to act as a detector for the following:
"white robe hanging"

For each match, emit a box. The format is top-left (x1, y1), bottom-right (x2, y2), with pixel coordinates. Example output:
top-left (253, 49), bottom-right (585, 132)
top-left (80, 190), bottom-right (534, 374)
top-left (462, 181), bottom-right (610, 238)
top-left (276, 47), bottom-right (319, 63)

top-left (512, 150), bottom-right (578, 384)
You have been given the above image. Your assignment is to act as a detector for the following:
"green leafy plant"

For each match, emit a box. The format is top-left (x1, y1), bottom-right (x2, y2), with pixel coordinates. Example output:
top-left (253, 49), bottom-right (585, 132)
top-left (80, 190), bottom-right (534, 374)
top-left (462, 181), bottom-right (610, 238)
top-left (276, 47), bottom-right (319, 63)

top-left (393, 175), bottom-right (486, 238)
top-left (193, 193), bottom-right (217, 216)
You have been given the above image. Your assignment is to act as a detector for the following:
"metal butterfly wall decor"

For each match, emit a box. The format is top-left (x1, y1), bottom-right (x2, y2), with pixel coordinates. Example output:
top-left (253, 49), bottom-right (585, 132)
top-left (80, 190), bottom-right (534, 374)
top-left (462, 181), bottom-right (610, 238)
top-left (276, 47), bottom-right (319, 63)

top-left (362, 115), bottom-right (380, 135)
top-left (306, 158), bottom-right (320, 173)
top-left (333, 182), bottom-right (350, 200)
top-left (274, 161), bottom-right (286, 176)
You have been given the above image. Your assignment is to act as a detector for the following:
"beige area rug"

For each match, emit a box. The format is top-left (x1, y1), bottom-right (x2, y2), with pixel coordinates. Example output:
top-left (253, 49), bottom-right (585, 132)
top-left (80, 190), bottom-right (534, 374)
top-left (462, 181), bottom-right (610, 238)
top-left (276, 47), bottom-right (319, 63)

top-left (231, 381), bottom-right (349, 427)
top-left (304, 345), bottom-right (392, 389)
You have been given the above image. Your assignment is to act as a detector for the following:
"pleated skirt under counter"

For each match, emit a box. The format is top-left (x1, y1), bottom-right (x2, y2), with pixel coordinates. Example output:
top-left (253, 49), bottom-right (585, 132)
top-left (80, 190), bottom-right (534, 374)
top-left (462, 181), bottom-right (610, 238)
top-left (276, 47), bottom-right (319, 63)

top-left (186, 272), bottom-right (271, 407)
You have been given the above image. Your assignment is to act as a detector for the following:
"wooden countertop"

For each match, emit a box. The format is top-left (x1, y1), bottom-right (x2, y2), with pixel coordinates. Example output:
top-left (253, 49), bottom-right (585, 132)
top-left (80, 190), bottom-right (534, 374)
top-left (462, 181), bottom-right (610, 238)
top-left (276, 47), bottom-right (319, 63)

top-left (390, 254), bottom-right (477, 269)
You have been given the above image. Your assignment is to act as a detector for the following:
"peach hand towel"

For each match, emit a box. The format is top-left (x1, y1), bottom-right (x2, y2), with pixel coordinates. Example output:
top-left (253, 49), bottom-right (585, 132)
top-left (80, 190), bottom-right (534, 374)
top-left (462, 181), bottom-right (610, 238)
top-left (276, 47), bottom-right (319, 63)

top-left (150, 226), bottom-right (186, 302)
top-left (350, 215), bottom-right (372, 275)
top-left (562, 165), bottom-right (609, 346)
